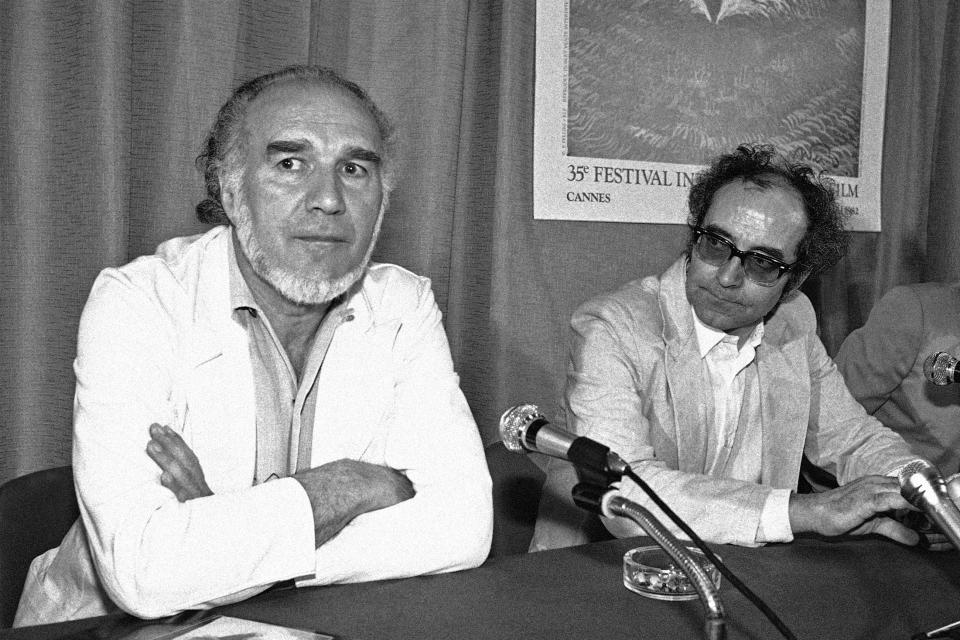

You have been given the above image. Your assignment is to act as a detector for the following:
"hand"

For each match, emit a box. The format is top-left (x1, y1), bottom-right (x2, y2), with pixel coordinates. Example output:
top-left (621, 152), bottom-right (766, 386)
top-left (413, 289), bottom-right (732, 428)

top-left (896, 509), bottom-right (955, 551)
top-left (293, 459), bottom-right (415, 546)
top-left (920, 532), bottom-right (954, 551)
top-left (789, 475), bottom-right (919, 545)
top-left (146, 423), bottom-right (213, 502)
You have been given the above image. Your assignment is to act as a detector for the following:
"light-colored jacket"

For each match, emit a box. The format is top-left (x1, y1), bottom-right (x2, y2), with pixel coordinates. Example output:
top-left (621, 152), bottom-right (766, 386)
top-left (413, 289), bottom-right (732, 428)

top-left (532, 257), bottom-right (916, 549)
top-left (16, 226), bottom-right (492, 625)
top-left (836, 282), bottom-right (960, 475)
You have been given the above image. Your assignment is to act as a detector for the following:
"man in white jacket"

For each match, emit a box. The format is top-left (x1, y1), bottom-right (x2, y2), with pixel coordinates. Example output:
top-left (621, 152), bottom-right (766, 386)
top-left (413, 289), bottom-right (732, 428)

top-left (16, 65), bottom-right (492, 625)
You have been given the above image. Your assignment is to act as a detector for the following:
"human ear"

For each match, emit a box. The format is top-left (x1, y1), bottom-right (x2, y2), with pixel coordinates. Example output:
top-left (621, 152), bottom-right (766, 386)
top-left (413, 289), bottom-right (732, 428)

top-left (787, 269), bottom-right (811, 294)
top-left (219, 178), bottom-right (238, 222)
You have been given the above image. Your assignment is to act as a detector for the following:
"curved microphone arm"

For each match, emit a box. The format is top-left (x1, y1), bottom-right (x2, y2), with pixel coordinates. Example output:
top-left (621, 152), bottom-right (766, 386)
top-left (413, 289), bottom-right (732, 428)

top-left (611, 496), bottom-right (726, 640)
top-left (500, 403), bottom-right (793, 639)
top-left (574, 485), bottom-right (726, 640)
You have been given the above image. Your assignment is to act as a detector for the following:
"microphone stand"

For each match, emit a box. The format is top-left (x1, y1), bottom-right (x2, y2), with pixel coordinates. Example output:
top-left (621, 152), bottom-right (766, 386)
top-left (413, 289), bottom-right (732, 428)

top-left (573, 483), bottom-right (726, 640)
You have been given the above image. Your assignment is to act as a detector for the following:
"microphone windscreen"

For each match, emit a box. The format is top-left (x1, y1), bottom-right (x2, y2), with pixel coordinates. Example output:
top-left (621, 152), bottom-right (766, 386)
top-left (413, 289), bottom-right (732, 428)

top-left (899, 459), bottom-right (933, 484)
top-left (899, 459), bottom-right (945, 506)
top-left (924, 352), bottom-right (958, 386)
top-left (499, 404), bottom-right (543, 454)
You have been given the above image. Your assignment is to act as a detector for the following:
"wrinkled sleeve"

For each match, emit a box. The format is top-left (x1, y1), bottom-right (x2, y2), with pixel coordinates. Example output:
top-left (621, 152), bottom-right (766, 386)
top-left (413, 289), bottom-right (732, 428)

top-left (835, 286), bottom-right (923, 415)
top-left (300, 278), bottom-right (492, 584)
top-left (802, 319), bottom-right (918, 484)
top-left (565, 299), bottom-right (777, 547)
top-left (73, 270), bottom-right (316, 619)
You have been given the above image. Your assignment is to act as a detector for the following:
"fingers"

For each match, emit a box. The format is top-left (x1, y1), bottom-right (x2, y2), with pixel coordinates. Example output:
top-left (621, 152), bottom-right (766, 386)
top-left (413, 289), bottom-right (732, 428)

top-left (916, 532), bottom-right (955, 551)
top-left (159, 470), bottom-right (191, 502)
top-left (844, 475), bottom-right (911, 516)
top-left (791, 476), bottom-right (914, 537)
top-left (386, 467), bottom-right (416, 502)
top-left (865, 486), bottom-right (911, 514)
top-left (148, 423), bottom-right (201, 467)
top-left (850, 516), bottom-right (920, 546)
top-left (147, 425), bottom-right (195, 483)
top-left (146, 423), bottom-right (213, 501)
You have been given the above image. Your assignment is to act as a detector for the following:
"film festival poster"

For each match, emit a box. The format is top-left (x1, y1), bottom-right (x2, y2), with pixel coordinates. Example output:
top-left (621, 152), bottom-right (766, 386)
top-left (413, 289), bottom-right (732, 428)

top-left (534, 0), bottom-right (888, 231)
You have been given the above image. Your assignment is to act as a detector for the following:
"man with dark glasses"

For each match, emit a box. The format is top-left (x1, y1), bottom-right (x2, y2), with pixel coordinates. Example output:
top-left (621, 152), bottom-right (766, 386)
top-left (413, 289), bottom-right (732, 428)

top-left (532, 144), bottom-right (928, 550)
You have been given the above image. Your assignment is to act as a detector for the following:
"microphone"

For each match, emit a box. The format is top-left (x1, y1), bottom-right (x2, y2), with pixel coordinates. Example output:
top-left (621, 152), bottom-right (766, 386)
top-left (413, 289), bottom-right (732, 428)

top-left (899, 459), bottom-right (960, 551)
top-left (499, 404), bottom-right (628, 481)
top-left (923, 352), bottom-right (959, 385)
top-left (501, 405), bottom-right (795, 639)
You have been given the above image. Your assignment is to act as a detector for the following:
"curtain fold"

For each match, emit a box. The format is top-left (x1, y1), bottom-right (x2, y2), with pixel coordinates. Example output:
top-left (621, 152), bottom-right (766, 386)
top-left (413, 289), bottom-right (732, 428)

top-left (1, 0), bottom-right (958, 485)
top-left (797, 0), bottom-right (959, 354)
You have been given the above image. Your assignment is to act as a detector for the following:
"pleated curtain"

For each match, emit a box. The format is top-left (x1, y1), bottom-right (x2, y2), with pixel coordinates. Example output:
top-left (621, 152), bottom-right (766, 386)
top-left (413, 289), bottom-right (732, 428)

top-left (1, 0), bottom-right (958, 485)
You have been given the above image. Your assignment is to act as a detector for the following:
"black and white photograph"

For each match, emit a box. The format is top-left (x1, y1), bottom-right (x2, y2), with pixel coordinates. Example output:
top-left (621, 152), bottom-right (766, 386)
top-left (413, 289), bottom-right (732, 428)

top-left (1, 2), bottom-right (959, 639)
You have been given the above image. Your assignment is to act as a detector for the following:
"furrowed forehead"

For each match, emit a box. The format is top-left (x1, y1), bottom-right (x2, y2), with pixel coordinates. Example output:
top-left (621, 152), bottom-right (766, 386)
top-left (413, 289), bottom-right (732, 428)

top-left (239, 83), bottom-right (381, 152)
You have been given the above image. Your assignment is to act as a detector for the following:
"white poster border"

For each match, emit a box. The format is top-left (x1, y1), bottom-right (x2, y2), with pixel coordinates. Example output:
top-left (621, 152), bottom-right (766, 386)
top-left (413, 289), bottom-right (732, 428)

top-left (533, 0), bottom-right (889, 232)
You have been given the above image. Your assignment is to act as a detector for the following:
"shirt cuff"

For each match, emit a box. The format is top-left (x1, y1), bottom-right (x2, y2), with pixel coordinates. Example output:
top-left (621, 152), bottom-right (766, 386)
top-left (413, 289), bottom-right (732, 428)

top-left (270, 477), bottom-right (318, 582)
top-left (756, 488), bottom-right (793, 543)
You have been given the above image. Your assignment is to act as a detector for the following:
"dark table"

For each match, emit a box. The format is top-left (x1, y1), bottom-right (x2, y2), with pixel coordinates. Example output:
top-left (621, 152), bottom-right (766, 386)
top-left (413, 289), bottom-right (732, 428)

top-left (5, 536), bottom-right (960, 640)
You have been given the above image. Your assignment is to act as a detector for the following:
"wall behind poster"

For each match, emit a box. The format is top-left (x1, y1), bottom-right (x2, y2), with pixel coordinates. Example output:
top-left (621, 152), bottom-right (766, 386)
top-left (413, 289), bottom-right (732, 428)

top-left (534, 0), bottom-right (888, 230)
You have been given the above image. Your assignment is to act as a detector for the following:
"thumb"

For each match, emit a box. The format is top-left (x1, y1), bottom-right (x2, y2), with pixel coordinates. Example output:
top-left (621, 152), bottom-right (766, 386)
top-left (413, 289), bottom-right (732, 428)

top-left (853, 516), bottom-right (920, 546)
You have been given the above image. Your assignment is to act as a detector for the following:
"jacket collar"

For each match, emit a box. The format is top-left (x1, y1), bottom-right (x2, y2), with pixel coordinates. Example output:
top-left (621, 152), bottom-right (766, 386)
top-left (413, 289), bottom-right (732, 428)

top-left (658, 255), bottom-right (803, 351)
top-left (183, 227), bottom-right (379, 358)
top-left (656, 256), bottom-right (808, 487)
top-left (658, 258), bottom-right (710, 470)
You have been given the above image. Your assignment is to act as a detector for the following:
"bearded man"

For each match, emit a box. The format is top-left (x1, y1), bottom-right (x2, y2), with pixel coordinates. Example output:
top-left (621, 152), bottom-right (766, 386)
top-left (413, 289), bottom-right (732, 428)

top-left (15, 65), bottom-right (492, 626)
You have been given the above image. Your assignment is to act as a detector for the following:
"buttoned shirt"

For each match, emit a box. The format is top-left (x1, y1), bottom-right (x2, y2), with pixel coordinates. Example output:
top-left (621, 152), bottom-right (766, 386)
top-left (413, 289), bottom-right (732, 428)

top-left (692, 312), bottom-right (792, 542)
top-left (227, 244), bottom-right (348, 483)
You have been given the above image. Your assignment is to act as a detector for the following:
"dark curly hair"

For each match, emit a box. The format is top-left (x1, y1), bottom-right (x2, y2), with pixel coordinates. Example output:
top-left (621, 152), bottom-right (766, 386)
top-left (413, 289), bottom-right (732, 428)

top-left (195, 65), bottom-right (395, 225)
top-left (686, 144), bottom-right (850, 292)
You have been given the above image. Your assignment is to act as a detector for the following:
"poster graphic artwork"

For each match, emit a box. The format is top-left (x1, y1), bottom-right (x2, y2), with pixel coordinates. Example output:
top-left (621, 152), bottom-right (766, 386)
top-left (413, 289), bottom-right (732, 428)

top-left (534, 0), bottom-right (888, 231)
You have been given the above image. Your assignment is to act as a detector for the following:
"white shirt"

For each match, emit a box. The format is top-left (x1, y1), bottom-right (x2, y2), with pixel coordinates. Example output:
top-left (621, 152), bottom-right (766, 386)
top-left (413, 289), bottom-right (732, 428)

top-left (692, 312), bottom-right (793, 543)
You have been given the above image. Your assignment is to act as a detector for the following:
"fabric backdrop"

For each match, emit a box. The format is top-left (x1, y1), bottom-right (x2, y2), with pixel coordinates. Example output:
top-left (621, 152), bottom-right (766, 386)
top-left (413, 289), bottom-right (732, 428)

top-left (1, 0), bottom-right (958, 486)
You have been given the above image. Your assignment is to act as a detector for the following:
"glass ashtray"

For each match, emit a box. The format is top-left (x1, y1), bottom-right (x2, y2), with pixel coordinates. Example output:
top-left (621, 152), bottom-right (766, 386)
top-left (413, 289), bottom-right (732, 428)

top-left (622, 545), bottom-right (721, 601)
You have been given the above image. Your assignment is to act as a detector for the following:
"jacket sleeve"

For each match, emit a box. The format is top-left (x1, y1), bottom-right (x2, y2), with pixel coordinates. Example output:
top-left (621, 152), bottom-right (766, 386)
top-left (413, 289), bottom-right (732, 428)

top-left (72, 269), bottom-right (316, 619)
top-left (834, 286), bottom-right (923, 415)
top-left (564, 297), bottom-right (776, 547)
top-left (801, 310), bottom-right (919, 484)
top-left (299, 277), bottom-right (492, 585)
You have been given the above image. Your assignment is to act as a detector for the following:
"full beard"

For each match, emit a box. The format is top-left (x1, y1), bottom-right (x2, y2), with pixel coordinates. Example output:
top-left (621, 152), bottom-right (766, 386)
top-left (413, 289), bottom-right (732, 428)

top-left (232, 197), bottom-right (385, 306)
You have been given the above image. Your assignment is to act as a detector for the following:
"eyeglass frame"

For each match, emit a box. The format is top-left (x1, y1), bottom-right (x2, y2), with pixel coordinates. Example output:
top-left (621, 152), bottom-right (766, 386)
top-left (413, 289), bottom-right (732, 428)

top-left (689, 225), bottom-right (797, 286)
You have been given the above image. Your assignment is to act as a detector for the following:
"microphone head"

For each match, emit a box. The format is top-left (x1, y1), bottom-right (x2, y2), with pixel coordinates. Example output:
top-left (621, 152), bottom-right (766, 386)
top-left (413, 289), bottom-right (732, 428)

top-left (924, 351), bottom-right (958, 386)
top-left (899, 459), bottom-right (948, 506)
top-left (499, 404), bottom-right (544, 454)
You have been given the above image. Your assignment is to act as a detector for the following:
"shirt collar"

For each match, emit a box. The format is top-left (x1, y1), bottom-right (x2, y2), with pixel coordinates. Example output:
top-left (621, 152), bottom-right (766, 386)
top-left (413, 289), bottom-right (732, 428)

top-left (691, 307), bottom-right (764, 358)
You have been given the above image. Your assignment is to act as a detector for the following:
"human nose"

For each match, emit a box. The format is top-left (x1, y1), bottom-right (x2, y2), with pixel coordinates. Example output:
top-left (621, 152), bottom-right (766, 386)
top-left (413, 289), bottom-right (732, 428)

top-left (715, 255), bottom-right (744, 287)
top-left (305, 169), bottom-right (345, 215)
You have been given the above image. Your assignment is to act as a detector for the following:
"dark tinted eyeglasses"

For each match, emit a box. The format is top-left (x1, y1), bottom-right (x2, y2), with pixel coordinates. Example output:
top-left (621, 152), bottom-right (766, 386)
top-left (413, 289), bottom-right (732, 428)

top-left (691, 226), bottom-right (795, 286)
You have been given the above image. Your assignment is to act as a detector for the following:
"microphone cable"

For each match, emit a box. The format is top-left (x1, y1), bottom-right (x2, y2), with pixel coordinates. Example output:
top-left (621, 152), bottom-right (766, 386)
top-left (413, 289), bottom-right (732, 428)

top-left (623, 466), bottom-right (798, 640)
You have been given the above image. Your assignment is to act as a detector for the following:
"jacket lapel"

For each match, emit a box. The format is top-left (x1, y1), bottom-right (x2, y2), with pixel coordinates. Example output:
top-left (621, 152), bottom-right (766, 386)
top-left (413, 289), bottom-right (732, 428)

top-left (660, 259), bottom-right (711, 472)
top-left (309, 283), bottom-right (396, 465)
top-left (175, 229), bottom-right (258, 492)
top-left (757, 311), bottom-right (809, 490)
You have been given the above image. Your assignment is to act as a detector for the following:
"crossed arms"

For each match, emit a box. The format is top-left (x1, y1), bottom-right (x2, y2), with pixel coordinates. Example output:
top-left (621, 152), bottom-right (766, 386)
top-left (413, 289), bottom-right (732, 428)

top-left (73, 263), bottom-right (492, 618)
top-left (147, 423), bottom-right (415, 548)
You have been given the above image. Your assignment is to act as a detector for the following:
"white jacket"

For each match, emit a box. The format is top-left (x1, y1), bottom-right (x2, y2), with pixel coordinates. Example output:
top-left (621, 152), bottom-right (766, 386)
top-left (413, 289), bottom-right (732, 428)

top-left (16, 226), bottom-right (492, 625)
